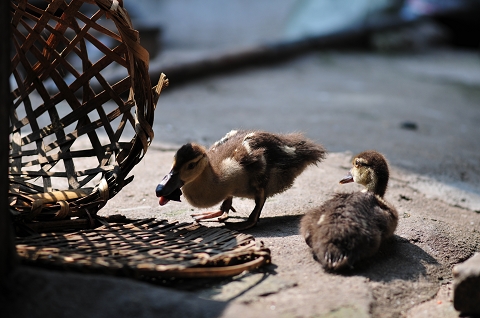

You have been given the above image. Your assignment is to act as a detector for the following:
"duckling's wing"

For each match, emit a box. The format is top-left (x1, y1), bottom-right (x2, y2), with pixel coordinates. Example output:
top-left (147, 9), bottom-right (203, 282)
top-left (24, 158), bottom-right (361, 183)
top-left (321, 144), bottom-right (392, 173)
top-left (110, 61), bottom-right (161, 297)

top-left (243, 131), bottom-right (326, 168)
top-left (373, 195), bottom-right (399, 239)
top-left (300, 207), bottom-right (323, 248)
top-left (208, 130), bottom-right (266, 174)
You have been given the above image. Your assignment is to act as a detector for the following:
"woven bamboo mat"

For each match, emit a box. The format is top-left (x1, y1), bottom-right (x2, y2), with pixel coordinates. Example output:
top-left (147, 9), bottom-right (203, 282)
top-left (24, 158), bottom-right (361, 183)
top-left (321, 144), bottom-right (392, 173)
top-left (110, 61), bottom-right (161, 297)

top-left (15, 218), bottom-right (271, 278)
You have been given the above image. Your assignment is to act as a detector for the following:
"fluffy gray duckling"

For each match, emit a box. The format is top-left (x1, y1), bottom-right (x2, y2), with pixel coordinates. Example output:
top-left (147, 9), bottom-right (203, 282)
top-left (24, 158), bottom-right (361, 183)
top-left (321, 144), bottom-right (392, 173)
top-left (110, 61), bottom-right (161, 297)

top-left (300, 150), bottom-right (398, 271)
top-left (156, 130), bottom-right (326, 230)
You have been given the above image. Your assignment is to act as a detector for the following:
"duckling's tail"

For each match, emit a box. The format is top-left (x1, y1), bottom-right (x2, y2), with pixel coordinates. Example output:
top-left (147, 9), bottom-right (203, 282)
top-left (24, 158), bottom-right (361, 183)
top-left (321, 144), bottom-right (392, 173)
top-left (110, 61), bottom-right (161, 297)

top-left (292, 137), bottom-right (327, 166)
top-left (314, 244), bottom-right (352, 271)
top-left (301, 209), bottom-right (353, 271)
top-left (277, 134), bottom-right (326, 172)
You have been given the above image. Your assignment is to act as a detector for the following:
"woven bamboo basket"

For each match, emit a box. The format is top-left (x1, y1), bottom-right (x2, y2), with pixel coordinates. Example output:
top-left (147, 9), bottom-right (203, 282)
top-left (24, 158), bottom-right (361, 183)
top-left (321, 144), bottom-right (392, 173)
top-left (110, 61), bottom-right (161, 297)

top-left (16, 218), bottom-right (271, 278)
top-left (9, 0), bottom-right (168, 233)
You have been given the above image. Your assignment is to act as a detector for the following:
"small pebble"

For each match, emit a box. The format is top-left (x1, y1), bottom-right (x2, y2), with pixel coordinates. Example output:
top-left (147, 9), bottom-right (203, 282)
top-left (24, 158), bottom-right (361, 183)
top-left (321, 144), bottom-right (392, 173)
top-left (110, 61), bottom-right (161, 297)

top-left (400, 121), bottom-right (418, 130)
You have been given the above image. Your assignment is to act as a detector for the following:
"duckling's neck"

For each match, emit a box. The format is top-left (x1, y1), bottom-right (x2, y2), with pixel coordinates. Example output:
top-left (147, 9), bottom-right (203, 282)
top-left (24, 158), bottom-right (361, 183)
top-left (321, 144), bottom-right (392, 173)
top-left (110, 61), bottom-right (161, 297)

top-left (365, 181), bottom-right (387, 198)
top-left (182, 162), bottom-right (226, 208)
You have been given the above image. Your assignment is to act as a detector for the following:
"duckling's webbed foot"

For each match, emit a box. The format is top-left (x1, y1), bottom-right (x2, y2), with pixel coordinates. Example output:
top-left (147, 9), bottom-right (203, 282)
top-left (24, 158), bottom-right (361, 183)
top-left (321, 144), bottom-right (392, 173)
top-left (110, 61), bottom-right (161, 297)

top-left (224, 188), bottom-right (266, 231)
top-left (192, 211), bottom-right (228, 222)
top-left (191, 197), bottom-right (235, 222)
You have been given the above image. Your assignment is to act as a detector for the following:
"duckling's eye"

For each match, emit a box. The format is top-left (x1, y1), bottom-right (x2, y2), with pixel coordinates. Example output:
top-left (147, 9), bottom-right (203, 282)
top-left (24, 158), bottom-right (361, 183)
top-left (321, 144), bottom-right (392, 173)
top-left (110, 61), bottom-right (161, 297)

top-left (355, 159), bottom-right (368, 168)
top-left (187, 162), bottom-right (197, 170)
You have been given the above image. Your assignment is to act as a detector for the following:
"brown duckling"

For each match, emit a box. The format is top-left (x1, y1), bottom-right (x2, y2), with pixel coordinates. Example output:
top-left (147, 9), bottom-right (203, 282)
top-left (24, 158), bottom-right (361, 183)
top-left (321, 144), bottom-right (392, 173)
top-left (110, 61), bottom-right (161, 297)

top-left (300, 150), bottom-right (398, 271)
top-left (156, 130), bottom-right (326, 230)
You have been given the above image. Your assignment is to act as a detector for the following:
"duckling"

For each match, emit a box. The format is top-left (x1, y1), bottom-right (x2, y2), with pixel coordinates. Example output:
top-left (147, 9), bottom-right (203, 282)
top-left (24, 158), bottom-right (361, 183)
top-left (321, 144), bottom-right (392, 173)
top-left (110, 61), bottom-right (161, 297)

top-left (300, 150), bottom-right (398, 271)
top-left (156, 130), bottom-right (326, 230)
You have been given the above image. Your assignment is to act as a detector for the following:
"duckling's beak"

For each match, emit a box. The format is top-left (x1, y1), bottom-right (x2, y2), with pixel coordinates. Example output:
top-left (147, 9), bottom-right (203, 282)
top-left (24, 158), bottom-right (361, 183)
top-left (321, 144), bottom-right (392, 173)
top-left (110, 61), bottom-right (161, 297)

top-left (156, 170), bottom-right (184, 206)
top-left (339, 171), bottom-right (354, 184)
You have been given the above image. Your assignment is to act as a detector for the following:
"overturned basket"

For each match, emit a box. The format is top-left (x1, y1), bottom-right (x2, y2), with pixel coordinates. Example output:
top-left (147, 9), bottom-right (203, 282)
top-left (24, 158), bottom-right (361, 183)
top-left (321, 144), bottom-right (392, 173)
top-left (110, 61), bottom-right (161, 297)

top-left (9, 0), bottom-right (271, 278)
top-left (9, 0), bottom-right (168, 233)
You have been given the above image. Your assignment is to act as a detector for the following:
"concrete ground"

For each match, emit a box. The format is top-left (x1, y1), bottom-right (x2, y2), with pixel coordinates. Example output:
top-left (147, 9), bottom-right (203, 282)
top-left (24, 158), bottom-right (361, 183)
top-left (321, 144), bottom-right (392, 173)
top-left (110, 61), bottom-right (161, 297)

top-left (3, 48), bottom-right (480, 317)
top-left (103, 48), bottom-right (480, 317)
